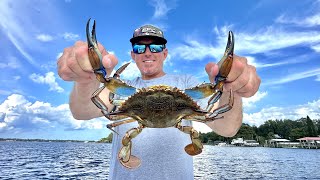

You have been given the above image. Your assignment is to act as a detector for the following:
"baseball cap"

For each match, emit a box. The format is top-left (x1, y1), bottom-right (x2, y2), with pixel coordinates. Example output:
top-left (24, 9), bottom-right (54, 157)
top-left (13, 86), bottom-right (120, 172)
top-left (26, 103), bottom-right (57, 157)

top-left (130, 24), bottom-right (167, 44)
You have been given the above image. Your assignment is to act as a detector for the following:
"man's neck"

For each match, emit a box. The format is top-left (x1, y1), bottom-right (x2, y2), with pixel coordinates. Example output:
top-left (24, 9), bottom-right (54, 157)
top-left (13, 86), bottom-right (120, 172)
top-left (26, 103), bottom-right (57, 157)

top-left (141, 72), bottom-right (166, 80)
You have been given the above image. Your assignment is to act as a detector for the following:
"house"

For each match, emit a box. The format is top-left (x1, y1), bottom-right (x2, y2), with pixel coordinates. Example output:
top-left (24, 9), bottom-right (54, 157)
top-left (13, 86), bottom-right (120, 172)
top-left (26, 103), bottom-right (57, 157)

top-left (231, 138), bottom-right (259, 147)
top-left (297, 137), bottom-right (320, 149)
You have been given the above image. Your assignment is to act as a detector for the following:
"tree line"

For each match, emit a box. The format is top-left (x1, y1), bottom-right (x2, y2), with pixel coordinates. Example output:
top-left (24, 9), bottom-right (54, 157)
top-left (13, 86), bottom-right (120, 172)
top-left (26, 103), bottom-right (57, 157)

top-left (199, 116), bottom-right (320, 145)
top-left (100, 116), bottom-right (320, 145)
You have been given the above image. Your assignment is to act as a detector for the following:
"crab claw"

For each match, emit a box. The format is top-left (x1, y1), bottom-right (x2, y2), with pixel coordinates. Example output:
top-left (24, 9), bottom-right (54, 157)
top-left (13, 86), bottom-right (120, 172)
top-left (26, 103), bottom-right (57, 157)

top-left (184, 31), bottom-right (234, 111)
top-left (206, 31), bottom-right (234, 107)
top-left (86, 18), bottom-right (107, 83)
top-left (216, 31), bottom-right (234, 82)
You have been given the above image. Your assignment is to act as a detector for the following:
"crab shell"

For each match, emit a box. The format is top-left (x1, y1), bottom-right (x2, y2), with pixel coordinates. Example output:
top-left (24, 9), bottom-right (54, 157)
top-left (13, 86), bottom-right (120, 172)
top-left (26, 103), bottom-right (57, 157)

top-left (111, 85), bottom-right (203, 128)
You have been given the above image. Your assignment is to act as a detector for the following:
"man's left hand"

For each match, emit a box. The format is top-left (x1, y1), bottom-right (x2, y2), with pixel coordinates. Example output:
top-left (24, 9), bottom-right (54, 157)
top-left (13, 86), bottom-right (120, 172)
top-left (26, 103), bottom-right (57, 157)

top-left (205, 55), bottom-right (261, 98)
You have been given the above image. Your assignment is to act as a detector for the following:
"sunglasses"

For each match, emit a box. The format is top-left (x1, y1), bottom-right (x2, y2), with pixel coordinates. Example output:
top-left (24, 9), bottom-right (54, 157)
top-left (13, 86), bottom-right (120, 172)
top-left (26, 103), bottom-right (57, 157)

top-left (132, 43), bottom-right (165, 54)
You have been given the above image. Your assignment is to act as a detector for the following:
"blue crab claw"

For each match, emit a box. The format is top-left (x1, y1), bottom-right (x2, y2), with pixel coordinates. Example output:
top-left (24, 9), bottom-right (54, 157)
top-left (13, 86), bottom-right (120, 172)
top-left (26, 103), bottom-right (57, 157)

top-left (216, 31), bottom-right (234, 82)
top-left (86, 18), bottom-right (107, 83)
top-left (105, 62), bottom-right (137, 97)
top-left (184, 83), bottom-right (215, 99)
top-left (185, 31), bottom-right (234, 109)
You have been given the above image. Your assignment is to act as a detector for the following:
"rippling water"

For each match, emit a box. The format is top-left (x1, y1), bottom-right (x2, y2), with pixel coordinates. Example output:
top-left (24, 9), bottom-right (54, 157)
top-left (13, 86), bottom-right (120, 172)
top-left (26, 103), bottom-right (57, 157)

top-left (1, 141), bottom-right (319, 179)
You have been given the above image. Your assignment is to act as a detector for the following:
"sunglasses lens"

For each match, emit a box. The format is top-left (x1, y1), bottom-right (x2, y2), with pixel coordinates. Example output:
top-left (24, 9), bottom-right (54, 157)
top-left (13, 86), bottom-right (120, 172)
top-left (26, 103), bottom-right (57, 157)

top-left (133, 44), bottom-right (165, 54)
top-left (133, 44), bottom-right (146, 54)
top-left (149, 44), bottom-right (164, 53)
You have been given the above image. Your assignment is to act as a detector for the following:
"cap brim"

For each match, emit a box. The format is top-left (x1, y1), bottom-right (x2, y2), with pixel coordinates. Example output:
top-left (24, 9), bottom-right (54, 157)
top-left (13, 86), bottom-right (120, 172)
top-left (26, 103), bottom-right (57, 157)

top-left (130, 36), bottom-right (167, 44)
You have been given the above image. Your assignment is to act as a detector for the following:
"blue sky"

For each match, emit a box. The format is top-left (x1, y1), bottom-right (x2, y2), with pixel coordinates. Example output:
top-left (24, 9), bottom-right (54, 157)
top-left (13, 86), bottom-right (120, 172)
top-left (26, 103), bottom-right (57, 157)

top-left (0, 0), bottom-right (319, 140)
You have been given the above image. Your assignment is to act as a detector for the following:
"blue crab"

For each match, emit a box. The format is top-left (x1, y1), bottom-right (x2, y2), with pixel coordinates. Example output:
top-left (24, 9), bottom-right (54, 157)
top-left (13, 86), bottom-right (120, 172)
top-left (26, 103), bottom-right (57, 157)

top-left (86, 19), bottom-right (234, 168)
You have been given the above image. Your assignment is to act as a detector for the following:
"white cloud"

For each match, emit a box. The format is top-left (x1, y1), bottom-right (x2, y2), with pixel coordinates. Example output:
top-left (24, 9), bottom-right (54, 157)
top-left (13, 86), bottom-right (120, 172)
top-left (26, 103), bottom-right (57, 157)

top-left (0, 94), bottom-right (106, 132)
top-left (29, 72), bottom-right (64, 93)
top-left (62, 32), bottom-right (80, 41)
top-left (149, 0), bottom-right (175, 19)
top-left (36, 34), bottom-right (54, 42)
top-left (311, 44), bottom-right (320, 52)
top-left (171, 25), bottom-right (320, 62)
top-left (275, 13), bottom-right (320, 27)
top-left (116, 61), bottom-right (141, 80)
top-left (243, 91), bottom-right (268, 109)
top-left (244, 98), bottom-right (320, 126)
top-left (56, 52), bottom-right (63, 59)
top-left (0, 0), bottom-right (57, 67)
top-left (264, 68), bottom-right (320, 86)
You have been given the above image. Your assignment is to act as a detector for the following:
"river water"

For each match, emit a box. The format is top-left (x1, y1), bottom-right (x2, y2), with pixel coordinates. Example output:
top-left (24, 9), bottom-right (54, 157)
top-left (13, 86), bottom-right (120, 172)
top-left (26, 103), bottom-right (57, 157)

top-left (0, 141), bottom-right (319, 179)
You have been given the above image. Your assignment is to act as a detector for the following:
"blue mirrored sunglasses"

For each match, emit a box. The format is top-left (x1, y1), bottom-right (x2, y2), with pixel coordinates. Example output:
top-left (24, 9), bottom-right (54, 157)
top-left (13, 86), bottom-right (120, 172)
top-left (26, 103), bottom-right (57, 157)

top-left (132, 43), bottom-right (165, 54)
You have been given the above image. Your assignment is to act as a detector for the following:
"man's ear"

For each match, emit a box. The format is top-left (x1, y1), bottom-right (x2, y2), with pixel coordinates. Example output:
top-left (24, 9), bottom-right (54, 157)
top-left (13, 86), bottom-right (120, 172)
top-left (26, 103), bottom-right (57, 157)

top-left (163, 48), bottom-right (168, 59)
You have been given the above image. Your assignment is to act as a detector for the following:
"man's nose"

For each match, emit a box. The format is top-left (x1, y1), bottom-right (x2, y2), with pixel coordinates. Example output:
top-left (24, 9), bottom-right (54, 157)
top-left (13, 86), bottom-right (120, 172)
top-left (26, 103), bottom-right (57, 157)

top-left (144, 46), bottom-right (152, 56)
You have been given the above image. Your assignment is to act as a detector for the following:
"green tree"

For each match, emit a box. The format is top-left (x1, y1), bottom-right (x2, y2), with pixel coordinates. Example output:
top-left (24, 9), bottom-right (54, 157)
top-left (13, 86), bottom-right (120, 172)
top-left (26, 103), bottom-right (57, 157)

top-left (289, 128), bottom-right (305, 141)
top-left (235, 123), bottom-right (256, 140)
top-left (98, 133), bottom-right (113, 143)
top-left (306, 116), bottom-right (317, 137)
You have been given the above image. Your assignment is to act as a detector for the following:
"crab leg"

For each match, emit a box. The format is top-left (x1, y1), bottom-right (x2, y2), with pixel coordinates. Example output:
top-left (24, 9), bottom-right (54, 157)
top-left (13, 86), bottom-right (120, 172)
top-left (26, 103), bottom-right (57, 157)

top-left (207, 90), bottom-right (234, 118)
top-left (106, 118), bottom-right (137, 135)
top-left (118, 124), bottom-right (144, 169)
top-left (176, 122), bottom-right (203, 156)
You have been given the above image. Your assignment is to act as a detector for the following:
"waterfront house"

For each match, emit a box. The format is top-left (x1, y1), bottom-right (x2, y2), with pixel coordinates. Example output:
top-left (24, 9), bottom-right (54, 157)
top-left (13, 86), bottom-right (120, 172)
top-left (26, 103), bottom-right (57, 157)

top-left (297, 137), bottom-right (320, 149)
top-left (231, 138), bottom-right (259, 147)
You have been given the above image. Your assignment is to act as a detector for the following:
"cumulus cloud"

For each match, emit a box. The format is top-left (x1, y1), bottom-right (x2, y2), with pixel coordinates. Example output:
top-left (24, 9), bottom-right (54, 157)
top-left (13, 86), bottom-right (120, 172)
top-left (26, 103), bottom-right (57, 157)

top-left (29, 72), bottom-right (64, 93)
top-left (244, 98), bottom-right (320, 126)
top-left (0, 94), bottom-right (106, 133)
top-left (243, 91), bottom-right (268, 109)
top-left (116, 61), bottom-right (141, 80)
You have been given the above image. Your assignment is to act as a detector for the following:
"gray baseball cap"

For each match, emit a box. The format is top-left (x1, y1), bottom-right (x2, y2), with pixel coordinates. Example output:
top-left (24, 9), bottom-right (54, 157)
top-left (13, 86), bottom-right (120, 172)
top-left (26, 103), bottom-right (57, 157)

top-left (130, 24), bottom-right (167, 44)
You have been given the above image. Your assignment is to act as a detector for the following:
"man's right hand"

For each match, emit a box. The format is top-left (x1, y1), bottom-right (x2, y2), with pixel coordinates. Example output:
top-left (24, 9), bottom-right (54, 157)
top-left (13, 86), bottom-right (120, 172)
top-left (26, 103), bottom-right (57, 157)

top-left (57, 40), bottom-right (118, 85)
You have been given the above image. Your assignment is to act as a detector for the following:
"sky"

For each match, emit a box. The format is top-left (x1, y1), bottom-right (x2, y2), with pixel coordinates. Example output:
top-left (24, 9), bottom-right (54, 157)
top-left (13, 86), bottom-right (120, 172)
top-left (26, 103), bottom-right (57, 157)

top-left (0, 0), bottom-right (319, 141)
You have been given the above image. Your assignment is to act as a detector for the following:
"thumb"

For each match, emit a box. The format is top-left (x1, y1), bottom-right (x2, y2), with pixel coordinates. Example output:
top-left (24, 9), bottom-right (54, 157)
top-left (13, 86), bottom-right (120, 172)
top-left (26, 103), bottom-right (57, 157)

top-left (102, 53), bottom-right (118, 76)
top-left (205, 62), bottom-right (219, 83)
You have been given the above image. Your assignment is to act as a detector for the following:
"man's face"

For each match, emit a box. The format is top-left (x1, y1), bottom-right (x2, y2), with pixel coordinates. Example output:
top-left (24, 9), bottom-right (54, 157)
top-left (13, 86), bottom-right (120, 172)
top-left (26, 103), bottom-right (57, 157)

top-left (131, 38), bottom-right (168, 80)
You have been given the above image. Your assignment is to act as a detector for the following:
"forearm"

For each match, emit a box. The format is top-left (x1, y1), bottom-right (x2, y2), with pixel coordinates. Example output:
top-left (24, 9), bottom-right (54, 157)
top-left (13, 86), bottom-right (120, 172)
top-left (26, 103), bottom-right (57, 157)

top-left (69, 81), bottom-right (102, 120)
top-left (206, 93), bottom-right (243, 137)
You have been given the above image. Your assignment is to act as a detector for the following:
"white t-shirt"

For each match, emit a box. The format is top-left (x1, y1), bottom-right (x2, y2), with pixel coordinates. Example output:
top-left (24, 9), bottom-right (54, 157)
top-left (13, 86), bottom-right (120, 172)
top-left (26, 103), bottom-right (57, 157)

top-left (108, 74), bottom-right (199, 180)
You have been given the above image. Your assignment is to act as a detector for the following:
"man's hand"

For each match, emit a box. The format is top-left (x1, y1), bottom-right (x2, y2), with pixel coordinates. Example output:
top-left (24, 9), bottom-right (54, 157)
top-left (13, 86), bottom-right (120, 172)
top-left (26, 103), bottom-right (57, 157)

top-left (205, 55), bottom-right (261, 137)
top-left (57, 40), bottom-right (118, 85)
top-left (205, 55), bottom-right (261, 97)
top-left (57, 40), bottom-right (118, 120)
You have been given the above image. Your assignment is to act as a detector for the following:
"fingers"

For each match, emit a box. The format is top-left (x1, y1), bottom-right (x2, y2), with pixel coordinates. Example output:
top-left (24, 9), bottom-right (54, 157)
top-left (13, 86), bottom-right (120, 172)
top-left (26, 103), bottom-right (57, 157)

top-left (57, 40), bottom-right (118, 84)
top-left (205, 62), bottom-right (219, 83)
top-left (225, 55), bottom-right (246, 82)
top-left (102, 53), bottom-right (118, 76)
top-left (223, 55), bottom-right (260, 98)
top-left (237, 65), bottom-right (261, 97)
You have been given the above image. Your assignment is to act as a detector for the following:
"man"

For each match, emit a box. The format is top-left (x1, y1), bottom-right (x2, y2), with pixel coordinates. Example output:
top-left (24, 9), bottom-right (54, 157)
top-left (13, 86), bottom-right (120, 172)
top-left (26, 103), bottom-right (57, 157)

top-left (57, 24), bottom-right (260, 179)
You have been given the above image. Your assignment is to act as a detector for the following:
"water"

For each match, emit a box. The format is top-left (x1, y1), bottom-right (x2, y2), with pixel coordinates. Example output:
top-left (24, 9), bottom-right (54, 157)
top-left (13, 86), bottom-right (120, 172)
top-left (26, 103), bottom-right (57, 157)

top-left (0, 142), bottom-right (319, 179)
